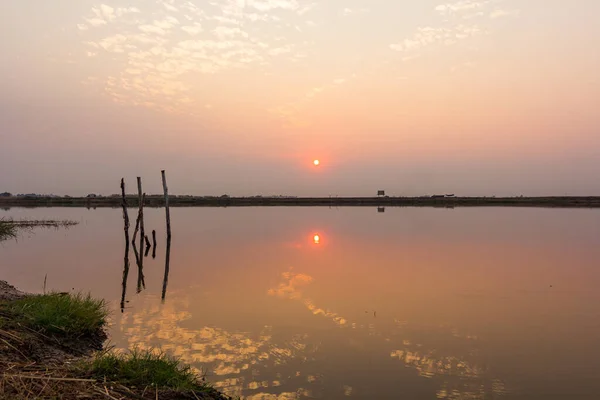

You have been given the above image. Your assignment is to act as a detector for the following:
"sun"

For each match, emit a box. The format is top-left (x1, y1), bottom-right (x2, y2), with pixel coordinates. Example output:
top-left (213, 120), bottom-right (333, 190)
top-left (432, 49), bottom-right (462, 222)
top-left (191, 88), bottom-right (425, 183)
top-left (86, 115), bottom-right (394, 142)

top-left (313, 159), bottom-right (320, 166)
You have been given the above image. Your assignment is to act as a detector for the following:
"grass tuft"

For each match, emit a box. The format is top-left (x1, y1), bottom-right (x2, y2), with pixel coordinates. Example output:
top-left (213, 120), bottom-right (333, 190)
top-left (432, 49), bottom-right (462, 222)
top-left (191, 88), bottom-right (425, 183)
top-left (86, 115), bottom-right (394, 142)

top-left (0, 220), bottom-right (17, 241)
top-left (87, 348), bottom-right (210, 391)
top-left (7, 292), bottom-right (108, 337)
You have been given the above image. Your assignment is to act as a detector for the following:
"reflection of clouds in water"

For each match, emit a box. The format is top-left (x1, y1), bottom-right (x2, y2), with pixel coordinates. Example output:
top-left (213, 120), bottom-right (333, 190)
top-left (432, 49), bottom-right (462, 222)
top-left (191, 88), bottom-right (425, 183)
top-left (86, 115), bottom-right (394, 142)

top-left (267, 272), bottom-right (313, 299)
top-left (113, 271), bottom-right (509, 399)
top-left (435, 378), bottom-right (507, 399)
top-left (114, 293), bottom-right (313, 397)
top-left (268, 270), bottom-right (348, 327)
top-left (246, 390), bottom-right (312, 400)
top-left (269, 271), bottom-right (509, 399)
top-left (390, 349), bottom-right (482, 379)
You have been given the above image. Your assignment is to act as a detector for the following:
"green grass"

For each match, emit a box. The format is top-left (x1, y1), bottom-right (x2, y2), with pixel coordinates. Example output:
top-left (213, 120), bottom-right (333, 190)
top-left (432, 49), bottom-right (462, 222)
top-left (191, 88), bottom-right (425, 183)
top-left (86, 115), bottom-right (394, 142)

top-left (87, 348), bottom-right (211, 392)
top-left (7, 293), bottom-right (108, 337)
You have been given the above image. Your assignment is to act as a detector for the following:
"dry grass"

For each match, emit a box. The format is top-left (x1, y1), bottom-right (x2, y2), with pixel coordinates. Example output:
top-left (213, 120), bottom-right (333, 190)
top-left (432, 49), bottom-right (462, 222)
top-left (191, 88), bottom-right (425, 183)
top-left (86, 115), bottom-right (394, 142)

top-left (0, 219), bottom-right (78, 242)
top-left (4, 219), bottom-right (79, 228)
top-left (0, 359), bottom-right (231, 399)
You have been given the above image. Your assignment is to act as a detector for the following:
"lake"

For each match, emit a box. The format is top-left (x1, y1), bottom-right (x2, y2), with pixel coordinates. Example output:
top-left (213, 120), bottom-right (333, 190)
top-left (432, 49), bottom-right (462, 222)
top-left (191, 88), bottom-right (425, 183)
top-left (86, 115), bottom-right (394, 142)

top-left (2, 206), bottom-right (600, 399)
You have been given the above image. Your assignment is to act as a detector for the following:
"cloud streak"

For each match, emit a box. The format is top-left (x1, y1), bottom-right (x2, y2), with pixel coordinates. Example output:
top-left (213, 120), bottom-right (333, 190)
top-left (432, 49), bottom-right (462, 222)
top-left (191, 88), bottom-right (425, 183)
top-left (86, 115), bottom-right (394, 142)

top-left (77, 0), bottom-right (316, 113)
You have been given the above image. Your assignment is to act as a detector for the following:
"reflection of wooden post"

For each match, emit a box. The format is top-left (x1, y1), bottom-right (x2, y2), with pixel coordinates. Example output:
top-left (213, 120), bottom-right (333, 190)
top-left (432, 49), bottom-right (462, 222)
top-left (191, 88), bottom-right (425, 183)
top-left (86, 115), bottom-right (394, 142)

top-left (144, 235), bottom-right (151, 257)
top-left (120, 178), bottom-right (130, 312)
top-left (161, 170), bottom-right (171, 239)
top-left (120, 260), bottom-right (129, 313)
top-left (134, 178), bottom-right (146, 292)
top-left (162, 235), bottom-right (171, 301)
top-left (133, 240), bottom-right (145, 293)
top-left (152, 230), bottom-right (157, 259)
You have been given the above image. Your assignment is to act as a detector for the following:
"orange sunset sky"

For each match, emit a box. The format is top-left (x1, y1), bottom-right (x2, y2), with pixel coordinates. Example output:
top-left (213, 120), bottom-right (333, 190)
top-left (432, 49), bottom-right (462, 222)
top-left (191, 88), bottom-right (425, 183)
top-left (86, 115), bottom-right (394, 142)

top-left (1, 0), bottom-right (599, 196)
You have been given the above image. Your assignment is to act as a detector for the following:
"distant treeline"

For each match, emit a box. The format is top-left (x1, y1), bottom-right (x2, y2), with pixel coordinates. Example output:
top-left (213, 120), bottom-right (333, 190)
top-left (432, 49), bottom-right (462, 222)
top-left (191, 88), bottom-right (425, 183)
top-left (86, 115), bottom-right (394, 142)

top-left (2, 195), bottom-right (600, 208)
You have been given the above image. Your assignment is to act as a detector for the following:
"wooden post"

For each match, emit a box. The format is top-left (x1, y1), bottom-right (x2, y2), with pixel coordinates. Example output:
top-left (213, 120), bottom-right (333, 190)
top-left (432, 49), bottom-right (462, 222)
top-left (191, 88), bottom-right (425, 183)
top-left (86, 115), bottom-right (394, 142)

top-left (161, 170), bottom-right (171, 301)
top-left (161, 170), bottom-right (171, 239)
top-left (137, 178), bottom-right (145, 246)
top-left (120, 178), bottom-right (130, 312)
top-left (121, 178), bottom-right (130, 245)
top-left (133, 179), bottom-right (146, 292)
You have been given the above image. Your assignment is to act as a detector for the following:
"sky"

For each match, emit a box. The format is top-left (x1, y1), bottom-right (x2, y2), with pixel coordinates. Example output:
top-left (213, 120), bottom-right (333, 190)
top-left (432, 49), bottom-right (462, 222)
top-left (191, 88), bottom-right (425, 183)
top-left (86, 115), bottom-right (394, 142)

top-left (1, 0), bottom-right (599, 197)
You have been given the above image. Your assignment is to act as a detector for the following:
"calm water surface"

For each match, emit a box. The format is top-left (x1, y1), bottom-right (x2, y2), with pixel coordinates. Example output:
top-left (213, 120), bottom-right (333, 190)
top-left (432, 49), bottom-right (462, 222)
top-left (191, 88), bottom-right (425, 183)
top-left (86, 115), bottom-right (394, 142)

top-left (2, 207), bottom-right (600, 399)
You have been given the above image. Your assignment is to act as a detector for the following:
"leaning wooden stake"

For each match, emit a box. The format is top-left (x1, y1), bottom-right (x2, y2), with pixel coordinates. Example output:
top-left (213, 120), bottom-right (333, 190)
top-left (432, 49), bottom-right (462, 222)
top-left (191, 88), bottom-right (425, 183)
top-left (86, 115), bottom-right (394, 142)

top-left (161, 170), bottom-right (171, 239)
top-left (132, 193), bottom-right (146, 245)
top-left (132, 177), bottom-right (145, 244)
